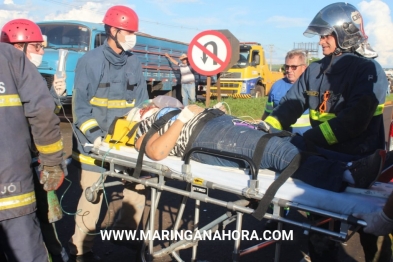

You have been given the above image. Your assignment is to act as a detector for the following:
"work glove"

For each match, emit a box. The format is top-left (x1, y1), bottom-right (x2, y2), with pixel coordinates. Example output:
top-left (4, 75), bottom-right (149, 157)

top-left (53, 75), bottom-right (66, 96)
top-left (39, 164), bottom-right (65, 191)
top-left (353, 211), bottom-right (393, 236)
top-left (93, 136), bottom-right (102, 149)
top-left (257, 120), bottom-right (271, 133)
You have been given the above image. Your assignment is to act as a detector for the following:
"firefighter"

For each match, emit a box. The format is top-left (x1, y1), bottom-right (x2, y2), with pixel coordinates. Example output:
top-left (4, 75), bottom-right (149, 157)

top-left (1, 18), bottom-right (67, 111)
top-left (264, 3), bottom-right (390, 262)
top-left (0, 43), bottom-right (65, 261)
top-left (68, 5), bottom-right (149, 262)
top-left (0, 18), bottom-right (68, 262)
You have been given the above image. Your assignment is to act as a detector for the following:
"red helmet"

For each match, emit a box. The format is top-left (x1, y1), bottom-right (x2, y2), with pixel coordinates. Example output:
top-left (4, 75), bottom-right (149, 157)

top-left (1, 18), bottom-right (44, 43)
top-left (103, 5), bottom-right (139, 32)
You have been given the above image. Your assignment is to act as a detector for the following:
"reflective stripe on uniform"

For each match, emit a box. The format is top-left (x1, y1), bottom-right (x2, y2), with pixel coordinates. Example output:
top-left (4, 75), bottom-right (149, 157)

top-left (80, 119), bottom-right (99, 134)
top-left (310, 109), bottom-right (336, 122)
top-left (311, 104), bottom-right (384, 122)
top-left (0, 191), bottom-right (36, 210)
top-left (54, 105), bottom-right (61, 114)
top-left (265, 116), bottom-right (283, 130)
top-left (319, 121), bottom-right (338, 145)
top-left (72, 151), bottom-right (97, 165)
top-left (291, 114), bottom-right (311, 128)
top-left (35, 139), bottom-right (63, 154)
top-left (90, 97), bottom-right (135, 109)
top-left (0, 94), bottom-right (22, 107)
top-left (374, 104), bottom-right (384, 116)
top-left (264, 101), bottom-right (273, 114)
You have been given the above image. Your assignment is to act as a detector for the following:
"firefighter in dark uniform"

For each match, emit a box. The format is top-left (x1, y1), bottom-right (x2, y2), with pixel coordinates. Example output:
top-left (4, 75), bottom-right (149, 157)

top-left (1, 18), bottom-right (68, 262)
top-left (68, 5), bottom-right (149, 262)
top-left (0, 43), bottom-right (65, 261)
top-left (264, 3), bottom-right (390, 262)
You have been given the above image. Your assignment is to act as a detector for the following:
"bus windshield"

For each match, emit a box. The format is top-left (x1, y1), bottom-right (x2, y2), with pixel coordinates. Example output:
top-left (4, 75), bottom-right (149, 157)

top-left (39, 23), bottom-right (91, 52)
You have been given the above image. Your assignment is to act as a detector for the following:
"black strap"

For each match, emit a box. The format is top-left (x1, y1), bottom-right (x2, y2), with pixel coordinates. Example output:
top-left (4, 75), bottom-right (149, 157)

top-left (127, 83), bottom-right (136, 91)
top-left (250, 130), bottom-right (307, 221)
top-left (182, 109), bottom-right (224, 158)
top-left (107, 117), bottom-right (121, 136)
top-left (252, 131), bottom-right (292, 175)
top-left (252, 152), bottom-right (305, 220)
top-left (133, 109), bottom-right (181, 178)
top-left (125, 122), bottom-right (141, 146)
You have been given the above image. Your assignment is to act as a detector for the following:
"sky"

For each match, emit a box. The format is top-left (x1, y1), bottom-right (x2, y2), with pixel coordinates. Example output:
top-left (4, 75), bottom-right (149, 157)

top-left (1, 0), bottom-right (393, 68)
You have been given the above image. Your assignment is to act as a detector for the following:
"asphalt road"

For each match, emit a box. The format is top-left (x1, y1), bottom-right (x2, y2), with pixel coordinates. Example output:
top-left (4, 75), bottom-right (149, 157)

top-left (56, 120), bottom-right (366, 262)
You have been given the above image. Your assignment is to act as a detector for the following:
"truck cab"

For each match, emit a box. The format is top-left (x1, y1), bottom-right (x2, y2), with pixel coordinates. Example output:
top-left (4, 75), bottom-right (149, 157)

top-left (211, 42), bottom-right (282, 98)
top-left (37, 21), bottom-right (106, 105)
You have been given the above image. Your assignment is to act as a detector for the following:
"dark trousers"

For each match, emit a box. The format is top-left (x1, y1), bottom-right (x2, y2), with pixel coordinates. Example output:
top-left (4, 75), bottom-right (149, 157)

top-left (0, 212), bottom-right (49, 262)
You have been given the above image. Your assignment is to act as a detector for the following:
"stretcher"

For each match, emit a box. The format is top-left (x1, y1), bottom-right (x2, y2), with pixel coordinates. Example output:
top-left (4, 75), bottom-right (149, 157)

top-left (88, 143), bottom-right (392, 262)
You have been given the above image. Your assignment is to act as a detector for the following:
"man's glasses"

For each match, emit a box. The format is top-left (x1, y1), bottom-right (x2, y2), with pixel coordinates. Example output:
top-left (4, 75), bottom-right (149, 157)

top-left (28, 43), bottom-right (44, 52)
top-left (284, 64), bottom-right (305, 70)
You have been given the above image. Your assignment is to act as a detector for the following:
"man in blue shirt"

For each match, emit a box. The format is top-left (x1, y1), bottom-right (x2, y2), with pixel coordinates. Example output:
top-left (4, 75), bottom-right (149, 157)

top-left (262, 49), bottom-right (310, 135)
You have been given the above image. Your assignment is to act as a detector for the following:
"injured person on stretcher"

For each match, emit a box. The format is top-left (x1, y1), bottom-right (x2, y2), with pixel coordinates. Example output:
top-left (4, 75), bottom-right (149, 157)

top-left (130, 103), bottom-right (385, 193)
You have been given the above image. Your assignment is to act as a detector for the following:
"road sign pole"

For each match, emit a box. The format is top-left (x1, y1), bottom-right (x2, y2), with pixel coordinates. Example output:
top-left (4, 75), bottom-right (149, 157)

top-left (206, 76), bottom-right (211, 107)
top-left (216, 73), bottom-right (221, 102)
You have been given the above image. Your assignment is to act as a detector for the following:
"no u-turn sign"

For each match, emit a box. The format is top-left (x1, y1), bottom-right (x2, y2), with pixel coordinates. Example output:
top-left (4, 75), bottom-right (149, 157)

top-left (188, 30), bottom-right (239, 76)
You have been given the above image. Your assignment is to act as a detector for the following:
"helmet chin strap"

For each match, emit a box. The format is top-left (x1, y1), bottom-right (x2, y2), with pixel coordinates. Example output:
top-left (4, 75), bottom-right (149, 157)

top-left (333, 46), bottom-right (356, 56)
top-left (22, 43), bottom-right (28, 54)
top-left (108, 29), bottom-right (124, 51)
top-left (333, 47), bottom-right (342, 56)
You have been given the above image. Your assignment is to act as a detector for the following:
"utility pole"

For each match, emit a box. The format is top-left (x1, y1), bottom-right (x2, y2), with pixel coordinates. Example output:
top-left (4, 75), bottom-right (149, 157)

top-left (293, 42), bottom-right (319, 64)
top-left (269, 45), bottom-right (274, 71)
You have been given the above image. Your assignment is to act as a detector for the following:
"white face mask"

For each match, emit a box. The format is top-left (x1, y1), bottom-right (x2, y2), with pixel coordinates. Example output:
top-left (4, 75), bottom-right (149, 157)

top-left (119, 34), bottom-right (136, 51)
top-left (29, 53), bottom-right (43, 67)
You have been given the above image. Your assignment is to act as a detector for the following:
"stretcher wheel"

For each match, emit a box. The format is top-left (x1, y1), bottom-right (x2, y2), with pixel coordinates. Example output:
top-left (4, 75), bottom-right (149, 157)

top-left (85, 187), bottom-right (98, 203)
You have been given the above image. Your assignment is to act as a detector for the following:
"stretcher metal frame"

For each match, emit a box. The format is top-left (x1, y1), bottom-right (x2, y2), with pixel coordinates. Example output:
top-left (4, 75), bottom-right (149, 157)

top-left (89, 147), bottom-right (368, 262)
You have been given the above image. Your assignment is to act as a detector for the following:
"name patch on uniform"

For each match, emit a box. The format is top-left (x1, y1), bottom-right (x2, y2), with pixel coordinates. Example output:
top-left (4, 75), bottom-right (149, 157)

top-left (98, 83), bottom-right (110, 88)
top-left (0, 182), bottom-right (21, 196)
top-left (304, 91), bottom-right (319, 96)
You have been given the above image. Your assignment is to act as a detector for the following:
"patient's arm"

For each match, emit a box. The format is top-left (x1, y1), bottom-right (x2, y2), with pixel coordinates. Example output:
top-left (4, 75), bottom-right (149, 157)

top-left (136, 120), bottom-right (184, 160)
top-left (136, 105), bottom-right (204, 161)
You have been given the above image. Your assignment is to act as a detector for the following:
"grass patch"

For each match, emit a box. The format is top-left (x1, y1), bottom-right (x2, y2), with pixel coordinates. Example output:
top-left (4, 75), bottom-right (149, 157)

top-left (195, 94), bottom-right (393, 119)
top-left (196, 97), bottom-right (266, 120)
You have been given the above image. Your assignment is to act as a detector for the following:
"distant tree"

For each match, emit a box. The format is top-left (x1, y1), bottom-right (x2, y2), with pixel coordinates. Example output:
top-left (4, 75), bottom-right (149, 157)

top-left (308, 57), bottom-right (320, 64)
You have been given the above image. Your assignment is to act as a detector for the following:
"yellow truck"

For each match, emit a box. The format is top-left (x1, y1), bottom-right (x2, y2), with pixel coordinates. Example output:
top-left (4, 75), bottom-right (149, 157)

top-left (210, 42), bottom-right (283, 98)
